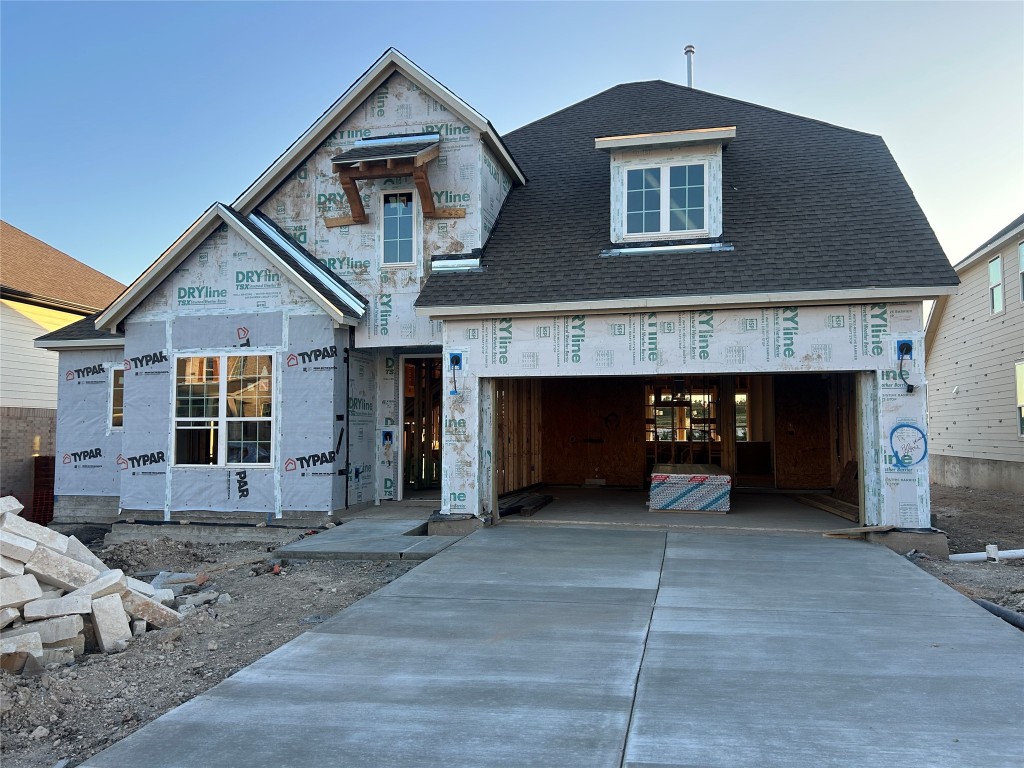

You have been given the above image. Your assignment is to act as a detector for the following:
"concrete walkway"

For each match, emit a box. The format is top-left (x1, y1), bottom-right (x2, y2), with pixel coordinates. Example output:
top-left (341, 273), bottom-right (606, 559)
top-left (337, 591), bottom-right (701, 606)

top-left (82, 526), bottom-right (1023, 768)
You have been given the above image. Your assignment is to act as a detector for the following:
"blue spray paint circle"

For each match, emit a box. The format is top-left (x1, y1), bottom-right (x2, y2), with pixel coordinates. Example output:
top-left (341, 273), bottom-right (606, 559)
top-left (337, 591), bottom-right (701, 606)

top-left (889, 424), bottom-right (927, 467)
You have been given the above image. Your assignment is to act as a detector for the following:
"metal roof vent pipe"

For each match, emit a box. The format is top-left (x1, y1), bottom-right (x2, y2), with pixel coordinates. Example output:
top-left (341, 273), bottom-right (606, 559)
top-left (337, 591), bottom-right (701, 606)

top-left (684, 44), bottom-right (696, 88)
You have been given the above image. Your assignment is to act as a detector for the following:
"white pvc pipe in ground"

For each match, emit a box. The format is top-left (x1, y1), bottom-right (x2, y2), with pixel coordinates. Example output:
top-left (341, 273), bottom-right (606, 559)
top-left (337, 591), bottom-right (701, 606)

top-left (949, 548), bottom-right (1024, 563)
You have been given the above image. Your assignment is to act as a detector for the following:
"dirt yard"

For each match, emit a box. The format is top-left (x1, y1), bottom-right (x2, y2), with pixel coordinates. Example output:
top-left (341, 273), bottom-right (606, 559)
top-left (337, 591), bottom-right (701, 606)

top-left (915, 485), bottom-right (1024, 614)
top-left (0, 535), bottom-right (416, 768)
top-left (2, 485), bottom-right (1021, 767)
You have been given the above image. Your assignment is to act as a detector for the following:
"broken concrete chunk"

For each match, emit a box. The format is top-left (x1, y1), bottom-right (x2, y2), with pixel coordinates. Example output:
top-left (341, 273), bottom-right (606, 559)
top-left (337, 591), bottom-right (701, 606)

top-left (0, 513), bottom-right (67, 554)
top-left (121, 590), bottom-right (182, 629)
top-left (154, 588), bottom-right (175, 606)
top-left (90, 594), bottom-right (131, 653)
top-left (0, 574), bottom-right (43, 609)
top-left (0, 529), bottom-right (37, 563)
top-left (38, 647), bottom-right (75, 666)
top-left (64, 536), bottom-right (107, 571)
top-left (0, 606), bottom-right (20, 628)
top-left (1, 631), bottom-right (42, 657)
top-left (1, 614), bottom-right (83, 644)
top-left (47, 633), bottom-right (85, 657)
top-left (131, 619), bottom-right (146, 637)
top-left (24, 546), bottom-right (100, 591)
top-left (0, 497), bottom-right (24, 518)
top-left (176, 591), bottom-right (218, 609)
top-left (68, 569), bottom-right (127, 600)
top-left (125, 576), bottom-right (156, 597)
top-left (22, 594), bottom-right (92, 620)
top-left (0, 554), bottom-right (24, 578)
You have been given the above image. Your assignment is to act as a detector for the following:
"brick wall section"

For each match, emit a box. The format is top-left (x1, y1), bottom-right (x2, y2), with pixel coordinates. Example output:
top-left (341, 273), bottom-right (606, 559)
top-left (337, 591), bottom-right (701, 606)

top-left (0, 406), bottom-right (56, 515)
top-left (53, 495), bottom-right (121, 524)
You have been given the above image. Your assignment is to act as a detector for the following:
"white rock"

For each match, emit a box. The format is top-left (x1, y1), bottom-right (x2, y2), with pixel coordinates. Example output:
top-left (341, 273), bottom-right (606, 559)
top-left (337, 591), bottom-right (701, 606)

top-left (22, 594), bottom-right (92, 620)
top-left (0, 497), bottom-right (24, 517)
top-left (0, 555), bottom-right (24, 578)
top-left (0, 606), bottom-right (20, 628)
top-left (64, 536), bottom-right (107, 571)
top-left (0, 529), bottom-right (37, 563)
top-left (68, 570), bottom-right (127, 600)
top-left (0, 574), bottom-right (42, 609)
top-left (24, 546), bottom-right (99, 591)
top-left (90, 594), bottom-right (131, 653)
top-left (0, 513), bottom-right (67, 554)
top-left (1, 614), bottom-right (83, 644)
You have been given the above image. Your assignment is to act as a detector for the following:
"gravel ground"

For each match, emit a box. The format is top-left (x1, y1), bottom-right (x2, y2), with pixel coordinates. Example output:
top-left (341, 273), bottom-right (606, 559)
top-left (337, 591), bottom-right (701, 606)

top-left (0, 536), bottom-right (416, 768)
top-left (913, 485), bottom-right (1024, 614)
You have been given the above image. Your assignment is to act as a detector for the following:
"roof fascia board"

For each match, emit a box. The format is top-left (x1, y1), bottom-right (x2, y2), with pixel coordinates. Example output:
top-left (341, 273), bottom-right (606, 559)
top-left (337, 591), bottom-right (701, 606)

top-left (0, 289), bottom-right (100, 315)
top-left (233, 49), bottom-right (524, 215)
top-left (595, 126), bottom-right (736, 151)
top-left (95, 205), bottom-right (223, 332)
top-left (34, 337), bottom-right (124, 351)
top-left (953, 222), bottom-right (1024, 273)
top-left (416, 285), bottom-right (954, 319)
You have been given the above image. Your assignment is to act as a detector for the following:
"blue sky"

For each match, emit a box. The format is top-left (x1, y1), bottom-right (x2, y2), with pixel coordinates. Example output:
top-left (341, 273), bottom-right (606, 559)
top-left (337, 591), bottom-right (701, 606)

top-left (2, 1), bottom-right (1021, 285)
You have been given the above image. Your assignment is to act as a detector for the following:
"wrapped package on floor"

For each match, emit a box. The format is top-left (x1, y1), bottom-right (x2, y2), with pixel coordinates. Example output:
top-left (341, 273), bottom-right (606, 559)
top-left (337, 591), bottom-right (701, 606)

top-left (650, 471), bottom-right (732, 512)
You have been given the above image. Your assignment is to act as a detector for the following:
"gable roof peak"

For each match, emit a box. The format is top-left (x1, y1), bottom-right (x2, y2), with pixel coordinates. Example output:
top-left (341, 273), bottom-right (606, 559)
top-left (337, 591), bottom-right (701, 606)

top-left (232, 48), bottom-right (525, 215)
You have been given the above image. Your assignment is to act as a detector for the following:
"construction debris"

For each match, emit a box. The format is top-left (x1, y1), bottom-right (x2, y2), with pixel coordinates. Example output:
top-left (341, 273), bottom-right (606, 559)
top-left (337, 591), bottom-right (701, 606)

top-left (0, 497), bottom-right (184, 674)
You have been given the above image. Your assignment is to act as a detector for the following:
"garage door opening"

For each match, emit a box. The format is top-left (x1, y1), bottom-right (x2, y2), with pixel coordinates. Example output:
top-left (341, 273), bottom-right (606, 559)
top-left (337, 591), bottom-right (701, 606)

top-left (493, 372), bottom-right (861, 521)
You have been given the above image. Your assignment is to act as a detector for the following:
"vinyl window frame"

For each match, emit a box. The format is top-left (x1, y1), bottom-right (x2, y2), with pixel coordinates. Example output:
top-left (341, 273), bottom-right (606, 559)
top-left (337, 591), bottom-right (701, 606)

top-left (380, 190), bottom-right (417, 267)
top-left (622, 161), bottom-right (709, 241)
top-left (109, 366), bottom-right (125, 431)
top-left (1016, 360), bottom-right (1024, 439)
top-left (172, 353), bottom-right (274, 468)
top-left (1018, 242), bottom-right (1023, 303)
top-left (988, 254), bottom-right (1004, 315)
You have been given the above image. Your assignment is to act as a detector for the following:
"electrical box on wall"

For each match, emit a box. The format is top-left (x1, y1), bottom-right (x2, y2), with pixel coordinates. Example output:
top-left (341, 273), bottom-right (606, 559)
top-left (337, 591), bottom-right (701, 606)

top-left (896, 339), bottom-right (913, 359)
top-left (448, 351), bottom-right (465, 370)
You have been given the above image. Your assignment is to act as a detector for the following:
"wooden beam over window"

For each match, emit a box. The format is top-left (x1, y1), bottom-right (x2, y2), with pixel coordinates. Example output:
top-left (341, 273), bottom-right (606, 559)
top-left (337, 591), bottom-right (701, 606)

top-left (330, 140), bottom-right (443, 224)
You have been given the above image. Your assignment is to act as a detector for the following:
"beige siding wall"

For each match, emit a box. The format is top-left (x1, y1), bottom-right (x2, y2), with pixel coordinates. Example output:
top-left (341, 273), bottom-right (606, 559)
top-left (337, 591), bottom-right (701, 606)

top-left (927, 238), bottom-right (1024, 463)
top-left (0, 301), bottom-right (83, 408)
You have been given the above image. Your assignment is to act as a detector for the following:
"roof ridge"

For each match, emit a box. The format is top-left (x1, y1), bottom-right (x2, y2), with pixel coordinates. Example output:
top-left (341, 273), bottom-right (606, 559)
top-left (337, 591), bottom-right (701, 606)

top-left (508, 80), bottom-right (882, 141)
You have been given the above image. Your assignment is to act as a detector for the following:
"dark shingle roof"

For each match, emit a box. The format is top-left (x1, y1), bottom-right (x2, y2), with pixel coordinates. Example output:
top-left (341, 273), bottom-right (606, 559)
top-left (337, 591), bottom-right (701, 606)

top-left (35, 313), bottom-right (123, 345)
top-left (417, 81), bottom-right (958, 308)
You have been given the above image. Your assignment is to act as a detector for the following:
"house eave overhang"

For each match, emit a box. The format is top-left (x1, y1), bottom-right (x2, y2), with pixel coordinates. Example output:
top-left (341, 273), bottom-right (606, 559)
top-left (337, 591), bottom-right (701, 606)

top-left (34, 337), bottom-right (125, 351)
top-left (0, 287), bottom-right (102, 316)
top-left (952, 221), bottom-right (1024, 273)
top-left (231, 48), bottom-right (526, 216)
top-left (416, 285), bottom-right (956, 320)
top-left (95, 203), bottom-right (362, 333)
top-left (595, 126), bottom-right (736, 152)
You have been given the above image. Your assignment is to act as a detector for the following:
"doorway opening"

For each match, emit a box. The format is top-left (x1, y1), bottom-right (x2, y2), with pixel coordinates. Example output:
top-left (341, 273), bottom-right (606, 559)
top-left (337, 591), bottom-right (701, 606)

top-left (403, 357), bottom-right (442, 494)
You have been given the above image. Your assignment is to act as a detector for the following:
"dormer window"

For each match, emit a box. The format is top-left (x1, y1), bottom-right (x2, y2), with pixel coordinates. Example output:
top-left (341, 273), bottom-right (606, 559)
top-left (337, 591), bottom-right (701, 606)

top-left (626, 164), bottom-right (706, 236)
top-left (597, 126), bottom-right (734, 244)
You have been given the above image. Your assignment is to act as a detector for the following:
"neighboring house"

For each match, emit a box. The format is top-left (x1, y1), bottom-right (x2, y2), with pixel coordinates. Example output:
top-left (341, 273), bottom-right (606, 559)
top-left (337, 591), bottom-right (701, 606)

top-left (1, 221), bottom-right (125, 518)
top-left (925, 214), bottom-right (1024, 493)
top-left (37, 49), bottom-right (958, 528)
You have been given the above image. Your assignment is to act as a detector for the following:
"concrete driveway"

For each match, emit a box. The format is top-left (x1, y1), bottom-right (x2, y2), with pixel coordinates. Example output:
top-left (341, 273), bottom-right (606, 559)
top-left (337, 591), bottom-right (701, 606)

top-left (82, 526), bottom-right (1023, 767)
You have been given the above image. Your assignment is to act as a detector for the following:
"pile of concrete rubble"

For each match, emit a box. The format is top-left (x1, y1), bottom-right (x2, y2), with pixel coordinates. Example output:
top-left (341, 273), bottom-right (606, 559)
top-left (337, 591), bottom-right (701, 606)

top-left (0, 497), bottom-right (182, 673)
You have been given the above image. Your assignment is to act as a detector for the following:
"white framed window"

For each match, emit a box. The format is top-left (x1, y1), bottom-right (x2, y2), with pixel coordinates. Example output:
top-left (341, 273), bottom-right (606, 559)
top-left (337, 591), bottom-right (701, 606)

top-left (625, 163), bottom-right (707, 237)
top-left (173, 354), bottom-right (273, 466)
top-left (109, 366), bottom-right (125, 430)
top-left (1018, 242), bottom-right (1023, 303)
top-left (1016, 361), bottom-right (1024, 438)
top-left (988, 255), bottom-right (1004, 314)
top-left (382, 191), bottom-right (415, 265)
